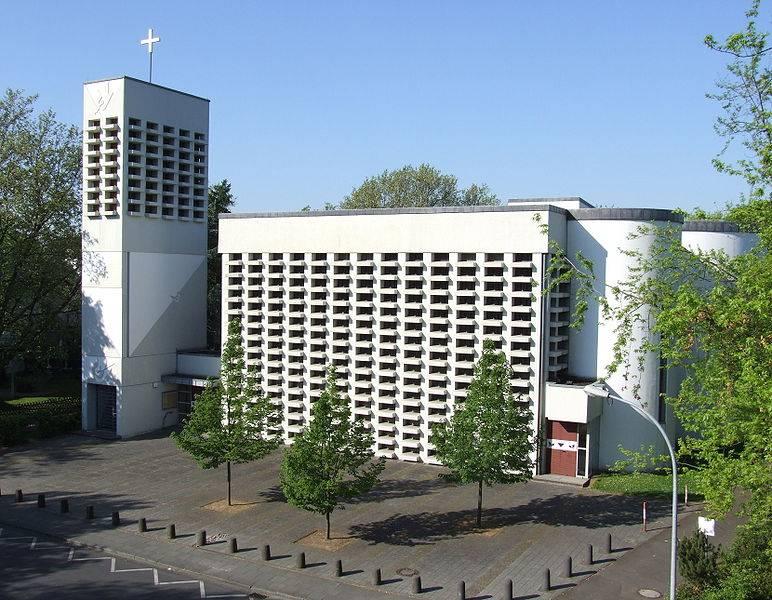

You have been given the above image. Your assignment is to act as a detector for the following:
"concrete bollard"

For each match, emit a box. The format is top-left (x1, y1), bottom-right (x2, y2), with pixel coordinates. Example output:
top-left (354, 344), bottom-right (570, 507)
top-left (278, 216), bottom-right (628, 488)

top-left (607, 532), bottom-right (613, 554)
top-left (372, 568), bottom-right (382, 586)
top-left (504, 578), bottom-right (514, 600)
top-left (228, 538), bottom-right (238, 554)
top-left (196, 530), bottom-right (206, 546)
top-left (296, 552), bottom-right (305, 569)
top-left (15, 489), bottom-right (23, 503)
top-left (37, 494), bottom-right (45, 508)
top-left (335, 559), bottom-right (343, 577)
top-left (542, 568), bottom-right (551, 592)
top-left (565, 555), bottom-right (573, 578)
top-left (85, 505), bottom-right (95, 520)
top-left (587, 543), bottom-right (594, 565)
top-left (138, 517), bottom-right (147, 533)
top-left (412, 576), bottom-right (422, 594)
top-left (111, 511), bottom-right (120, 526)
top-left (167, 523), bottom-right (176, 539)
top-left (457, 580), bottom-right (466, 600)
top-left (261, 544), bottom-right (271, 561)
top-left (60, 498), bottom-right (69, 513)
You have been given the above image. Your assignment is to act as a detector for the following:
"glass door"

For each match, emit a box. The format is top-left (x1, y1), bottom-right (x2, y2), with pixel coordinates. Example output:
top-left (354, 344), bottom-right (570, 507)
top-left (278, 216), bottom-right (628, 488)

top-left (576, 423), bottom-right (588, 477)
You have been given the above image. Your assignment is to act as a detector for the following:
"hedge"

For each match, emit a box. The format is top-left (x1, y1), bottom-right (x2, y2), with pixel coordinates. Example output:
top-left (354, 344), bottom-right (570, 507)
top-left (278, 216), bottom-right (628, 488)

top-left (0, 396), bottom-right (81, 446)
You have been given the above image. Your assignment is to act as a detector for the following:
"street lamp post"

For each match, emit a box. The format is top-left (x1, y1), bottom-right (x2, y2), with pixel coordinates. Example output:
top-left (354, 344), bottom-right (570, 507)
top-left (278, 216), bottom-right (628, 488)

top-left (584, 381), bottom-right (678, 600)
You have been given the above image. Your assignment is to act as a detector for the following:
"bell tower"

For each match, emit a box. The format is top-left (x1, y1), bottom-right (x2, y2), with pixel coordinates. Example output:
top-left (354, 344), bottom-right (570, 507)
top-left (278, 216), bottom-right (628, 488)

top-left (81, 76), bottom-right (209, 437)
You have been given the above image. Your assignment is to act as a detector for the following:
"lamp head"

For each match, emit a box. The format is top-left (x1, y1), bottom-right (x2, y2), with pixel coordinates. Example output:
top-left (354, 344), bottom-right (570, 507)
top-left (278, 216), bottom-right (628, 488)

top-left (583, 380), bottom-right (611, 400)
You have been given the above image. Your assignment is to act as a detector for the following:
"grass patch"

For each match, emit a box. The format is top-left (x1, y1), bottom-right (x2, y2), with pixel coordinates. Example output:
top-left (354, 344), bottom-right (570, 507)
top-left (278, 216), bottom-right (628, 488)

top-left (5, 396), bottom-right (58, 406)
top-left (591, 471), bottom-right (703, 501)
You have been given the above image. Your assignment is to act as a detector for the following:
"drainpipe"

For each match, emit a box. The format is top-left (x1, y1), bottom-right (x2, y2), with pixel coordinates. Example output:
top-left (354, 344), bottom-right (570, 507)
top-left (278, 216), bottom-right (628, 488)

top-left (535, 252), bottom-right (550, 475)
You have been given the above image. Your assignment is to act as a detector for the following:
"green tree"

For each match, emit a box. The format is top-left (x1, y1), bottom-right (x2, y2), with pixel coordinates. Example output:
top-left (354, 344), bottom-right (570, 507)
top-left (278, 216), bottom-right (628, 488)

top-left (0, 90), bottom-right (81, 370)
top-left (432, 339), bottom-right (535, 527)
top-left (280, 366), bottom-right (385, 539)
top-left (207, 180), bottom-right (235, 349)
top-left (705, 0), bottom-right (771, 204)
top-left (172, 317), bottom-right (280, 505)
top-left (339, 164), bottom-right (498, 209)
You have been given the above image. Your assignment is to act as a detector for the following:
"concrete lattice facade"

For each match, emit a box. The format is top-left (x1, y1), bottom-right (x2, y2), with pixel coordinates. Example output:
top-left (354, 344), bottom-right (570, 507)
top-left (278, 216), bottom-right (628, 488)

top-left (222, 249), bottom-right (545, 464)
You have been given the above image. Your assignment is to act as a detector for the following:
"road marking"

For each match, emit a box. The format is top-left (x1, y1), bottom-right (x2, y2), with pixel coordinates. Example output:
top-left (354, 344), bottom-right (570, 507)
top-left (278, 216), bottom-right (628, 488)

top-left (0, 535), bottom-right (38, 550)
top-left (1, 526), bottom-right (245, 598)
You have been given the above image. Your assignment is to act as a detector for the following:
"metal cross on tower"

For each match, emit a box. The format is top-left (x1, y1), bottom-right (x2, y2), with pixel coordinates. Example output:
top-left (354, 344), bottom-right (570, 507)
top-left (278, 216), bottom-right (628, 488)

top-left (140, 28), bottom-right (161, 83)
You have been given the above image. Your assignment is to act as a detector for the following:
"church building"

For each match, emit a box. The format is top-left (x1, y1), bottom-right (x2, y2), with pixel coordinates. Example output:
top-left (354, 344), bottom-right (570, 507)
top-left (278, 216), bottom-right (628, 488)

top-left (80, 76), bottom-right (755, 479)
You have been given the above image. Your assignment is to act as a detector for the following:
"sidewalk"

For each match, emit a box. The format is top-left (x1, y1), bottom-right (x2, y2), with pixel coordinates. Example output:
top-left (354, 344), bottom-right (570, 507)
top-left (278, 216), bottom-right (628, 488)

top-left (558, 505), bottom-right (738, 600)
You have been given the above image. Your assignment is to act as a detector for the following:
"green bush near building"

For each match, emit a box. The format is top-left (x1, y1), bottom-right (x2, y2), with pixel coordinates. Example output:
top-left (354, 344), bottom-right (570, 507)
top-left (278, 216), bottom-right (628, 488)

top-left (0, 396), bottom-right (80, 447)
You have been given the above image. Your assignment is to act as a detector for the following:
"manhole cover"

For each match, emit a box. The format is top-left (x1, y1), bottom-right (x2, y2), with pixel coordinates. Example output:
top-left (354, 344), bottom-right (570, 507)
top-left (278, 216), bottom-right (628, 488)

top-left (396, 567), bottom-right (419, 577)
top-left (638, 590), bottom-right (662, 598)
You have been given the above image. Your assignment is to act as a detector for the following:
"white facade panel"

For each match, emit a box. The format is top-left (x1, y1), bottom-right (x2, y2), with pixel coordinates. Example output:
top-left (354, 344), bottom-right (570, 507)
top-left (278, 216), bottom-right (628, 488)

top-left (81, 76), bottom-right (209, 438)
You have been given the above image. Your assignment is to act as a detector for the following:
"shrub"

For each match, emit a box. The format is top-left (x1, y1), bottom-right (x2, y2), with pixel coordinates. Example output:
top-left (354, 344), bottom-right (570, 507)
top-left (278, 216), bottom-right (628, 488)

top-left (679, 530), bottom-right (723, 591)
top-left (0, 412), bottom-right (32, 446)
top-left (0, 396), bottom-right (80, 446)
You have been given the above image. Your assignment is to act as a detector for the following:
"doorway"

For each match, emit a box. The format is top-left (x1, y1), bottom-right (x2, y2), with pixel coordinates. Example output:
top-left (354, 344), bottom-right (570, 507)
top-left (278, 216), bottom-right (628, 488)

top-left (95, 385), bottom-right (117, 432)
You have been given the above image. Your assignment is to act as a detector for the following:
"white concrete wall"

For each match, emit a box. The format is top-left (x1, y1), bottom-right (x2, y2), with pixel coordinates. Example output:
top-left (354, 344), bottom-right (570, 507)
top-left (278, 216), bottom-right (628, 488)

top-left (177, 353), bottom-right (221, 378)
top-left (567, 218), bottom-right (672, 468)
top-left (219, 208), bottom-right (556, 254)
top-left (682, 230), bottom-right (757, 256)
top-left (81, 77), bottom-right (209, 438)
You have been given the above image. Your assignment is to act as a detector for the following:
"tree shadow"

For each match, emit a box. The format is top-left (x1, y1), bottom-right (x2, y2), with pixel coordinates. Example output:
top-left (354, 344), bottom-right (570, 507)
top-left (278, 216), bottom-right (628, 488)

top-left (0, 434), bottom-right (108, 477)
top-left (258, 476), bottom-right (450, 505)
top-left (349, 492), bottom-right (668, 546)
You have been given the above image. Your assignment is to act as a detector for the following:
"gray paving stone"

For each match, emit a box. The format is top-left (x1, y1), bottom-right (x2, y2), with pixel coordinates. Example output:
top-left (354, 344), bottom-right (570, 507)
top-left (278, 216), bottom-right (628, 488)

top-left (0, 432), bottom-right (685, 600)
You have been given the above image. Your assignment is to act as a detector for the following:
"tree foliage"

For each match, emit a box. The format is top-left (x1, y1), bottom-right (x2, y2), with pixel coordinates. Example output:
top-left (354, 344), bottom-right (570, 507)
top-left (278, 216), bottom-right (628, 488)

top-left (676, 522), bottom-right (771, 600)
top-left (431, 339), bottom-right (534, 527)
top-left (0, 89), bottom-right (81, 368)
top-left (339, 164), bottom-right (498, 209)
top-left (207, 180), bottom-right (235, 349)
top-left (280, 366), bottom-right (384, 538)
top-left (705, 0), bottom-right (771, 203)
top-left (171, 317), bottom-right (280, 504)
top-left (543, 2), bottom-right (772, 527)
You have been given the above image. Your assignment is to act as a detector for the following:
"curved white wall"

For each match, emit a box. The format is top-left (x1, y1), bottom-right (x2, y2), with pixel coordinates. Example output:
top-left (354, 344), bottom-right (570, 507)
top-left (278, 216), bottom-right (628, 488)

top-left (682, 230), bottom-right (757, 257)
top-left (567, 218), bottom-right (674, 467)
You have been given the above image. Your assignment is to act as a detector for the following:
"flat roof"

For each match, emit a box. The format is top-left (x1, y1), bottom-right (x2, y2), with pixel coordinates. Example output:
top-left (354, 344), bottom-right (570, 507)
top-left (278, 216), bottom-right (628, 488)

top-left (83, 75), bottom-right (210, 102)
top-left (220, 204), bottom-right (568, 220)
top-left (221, 203), bottom-right (683, 224)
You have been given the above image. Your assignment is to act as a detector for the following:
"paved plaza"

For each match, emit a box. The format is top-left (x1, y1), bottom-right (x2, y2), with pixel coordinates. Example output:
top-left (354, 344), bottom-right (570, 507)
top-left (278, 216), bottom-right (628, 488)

top-left (0, 430), bottom-right (676, 599)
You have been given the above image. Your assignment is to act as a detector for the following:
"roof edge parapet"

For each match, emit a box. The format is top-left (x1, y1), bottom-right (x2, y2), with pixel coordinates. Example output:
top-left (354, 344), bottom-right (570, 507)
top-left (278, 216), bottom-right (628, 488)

top-left (83, 75), bottom-right (210, 102)
top-left (682, 220), bottom-right (741, 233)
top-left (569, 207), bottom-right (684, 224)
top-left (220, 204), bottom-right (569, 219)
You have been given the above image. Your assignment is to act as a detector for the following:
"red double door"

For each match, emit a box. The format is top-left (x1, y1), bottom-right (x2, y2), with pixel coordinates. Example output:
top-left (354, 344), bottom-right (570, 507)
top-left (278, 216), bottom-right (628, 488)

top-left (547, 420), bottom-right (578, 476)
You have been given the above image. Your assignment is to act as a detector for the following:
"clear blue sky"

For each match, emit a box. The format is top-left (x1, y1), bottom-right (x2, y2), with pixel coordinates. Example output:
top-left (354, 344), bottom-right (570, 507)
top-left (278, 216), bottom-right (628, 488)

top-left (1, 1), bottom-right (762, 212)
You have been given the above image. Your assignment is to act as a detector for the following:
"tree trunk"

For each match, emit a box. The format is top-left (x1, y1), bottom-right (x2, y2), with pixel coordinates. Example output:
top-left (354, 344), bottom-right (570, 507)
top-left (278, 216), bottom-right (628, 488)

top-left (226, 460), bottom-right (232, 506)
top-left (325, 512), bottom-right (331, 540)
top-left (476, 480), bottom-right (483, 528)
